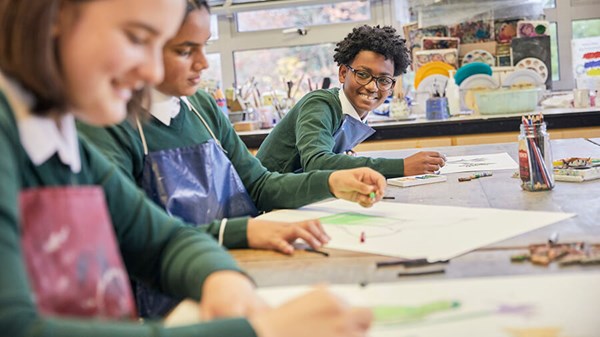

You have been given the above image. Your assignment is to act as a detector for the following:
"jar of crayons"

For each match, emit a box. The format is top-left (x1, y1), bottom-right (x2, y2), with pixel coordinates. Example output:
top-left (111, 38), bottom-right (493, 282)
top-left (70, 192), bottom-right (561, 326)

top-left (518, 114), bottom-right (555, 191)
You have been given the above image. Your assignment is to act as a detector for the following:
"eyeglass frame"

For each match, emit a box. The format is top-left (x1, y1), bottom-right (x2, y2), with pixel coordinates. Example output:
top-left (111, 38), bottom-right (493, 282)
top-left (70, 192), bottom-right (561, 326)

top-left (344, 64), bottom-right (396, 91)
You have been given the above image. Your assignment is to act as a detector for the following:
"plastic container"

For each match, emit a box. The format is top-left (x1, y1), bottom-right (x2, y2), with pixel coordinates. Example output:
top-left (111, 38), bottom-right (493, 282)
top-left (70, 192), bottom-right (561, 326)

top-left (474, 88), bottom-right (540, 115)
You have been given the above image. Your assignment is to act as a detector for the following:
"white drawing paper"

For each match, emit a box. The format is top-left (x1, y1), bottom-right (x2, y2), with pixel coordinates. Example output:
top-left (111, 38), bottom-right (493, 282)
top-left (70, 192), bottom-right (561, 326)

top-left (438, 152), bottom-right (518, 174)
top-left (258, 199), bottom-right (573, 262)
top-left (257, 273), bottom-right (600, 337)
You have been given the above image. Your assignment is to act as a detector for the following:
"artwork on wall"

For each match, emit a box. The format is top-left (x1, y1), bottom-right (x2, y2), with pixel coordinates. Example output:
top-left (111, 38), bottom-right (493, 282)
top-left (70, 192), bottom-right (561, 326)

top-left (516, 20), bottom-right (550, 38)
top-left (414, 48), bottom-right (459, 70)
top-left (449, 20), bottom-right (495, 44)
top-left (422, 37), bottom-right (460, 50)
top-left (494, 19), bottom-right (520, 43)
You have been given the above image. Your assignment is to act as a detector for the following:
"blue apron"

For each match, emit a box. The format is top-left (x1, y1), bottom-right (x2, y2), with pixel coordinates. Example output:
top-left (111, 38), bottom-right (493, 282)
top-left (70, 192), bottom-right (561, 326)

top-left (134, 99), bottom-right (258, 318)
top-left (294, 114), bottom-right (375, 173)
top-left (331, 114), bottom-right (375, 154)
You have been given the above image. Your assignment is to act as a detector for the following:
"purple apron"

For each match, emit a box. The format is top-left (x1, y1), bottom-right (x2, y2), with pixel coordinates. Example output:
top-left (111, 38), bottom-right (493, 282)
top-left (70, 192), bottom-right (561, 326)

top-left (20, 186), bottom-right (136, 319)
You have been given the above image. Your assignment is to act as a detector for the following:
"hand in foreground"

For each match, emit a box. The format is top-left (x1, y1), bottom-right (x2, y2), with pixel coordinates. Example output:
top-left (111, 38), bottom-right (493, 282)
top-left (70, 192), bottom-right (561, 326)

top-left (404, 151), bottom-right (446, 175)
top-left (328, 167), bottom-right (386, 208)
top-left (199, 271), bottom-right (269, 320)
top-left (247, 218), bottom-right (330, 255)
top-left (250, 288), bottom-right (372, 337)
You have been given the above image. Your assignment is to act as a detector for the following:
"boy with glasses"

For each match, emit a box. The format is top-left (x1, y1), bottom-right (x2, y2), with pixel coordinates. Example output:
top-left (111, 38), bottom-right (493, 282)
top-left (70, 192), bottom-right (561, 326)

top-left (257, 25), bottom-right (446, 178)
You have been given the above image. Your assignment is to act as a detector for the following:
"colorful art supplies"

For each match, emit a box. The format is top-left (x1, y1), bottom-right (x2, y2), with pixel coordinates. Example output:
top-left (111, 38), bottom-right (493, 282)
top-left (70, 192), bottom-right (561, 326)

top-left (511, 241), bottom-right (600, 267)
top-left (457, 171), bottom-right (493, 182)
top-left (518, 114), bottom-right (555, 191)
top-left (515, 57), bottom-right (548, 83)
top-left (462, 49), bottom-right (495, 67)
top-left (553, 157), bottom-right (600, 182)
top-left (516, 20), bottom-right (550, 38)
top-left (387, 174), bottom-right (447, 187)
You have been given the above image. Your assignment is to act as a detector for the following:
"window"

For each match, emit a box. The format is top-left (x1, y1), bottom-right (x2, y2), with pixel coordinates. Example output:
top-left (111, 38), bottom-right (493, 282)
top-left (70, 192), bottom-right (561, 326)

top-left (549, 22), bottom-right (559, 81)
top-left (236, 1), bottom-right (370, 32)
top-left (234, 44), bottom-right (338, 98)
top-left (543, 0), bottom-right (556, 9)
top-left (572, 19), bottom-right (600, 39)
top-left (209, 14), bottom-right (219, 40)
top-left (201, 53), bottom-right (223, 88)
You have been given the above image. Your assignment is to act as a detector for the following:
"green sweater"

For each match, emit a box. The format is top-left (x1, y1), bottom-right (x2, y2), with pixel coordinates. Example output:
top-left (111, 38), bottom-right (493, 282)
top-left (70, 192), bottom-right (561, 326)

top-left (77, 90), bottom-right (334, 234)
top-left (0, 91), bottom-right (257, 337)
top-left (256, 88), bottom-right (405, 178)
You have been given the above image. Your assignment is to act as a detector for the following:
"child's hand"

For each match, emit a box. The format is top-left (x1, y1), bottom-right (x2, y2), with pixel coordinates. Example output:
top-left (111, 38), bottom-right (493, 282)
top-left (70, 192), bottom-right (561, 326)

top-left (199, 271), bottom-right (268, 320)
top-left (404, 151), bottom-right (446, 175)
top-left (247, 218), bottom-right (330, 255)
top-left (250, 287), bottom-right (372, 337)
top-left (328, 167), bottom-right (386, 208)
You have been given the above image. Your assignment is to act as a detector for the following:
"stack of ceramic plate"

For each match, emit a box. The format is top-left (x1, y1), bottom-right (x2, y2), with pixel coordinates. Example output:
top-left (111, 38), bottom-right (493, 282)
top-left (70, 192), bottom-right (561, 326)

top-left (454, 62), bottom-right (493, 86)
top-left (503, 69), bottom-right (544, 87)
top-left (459, 74), bottom-right (499, 90)
top-left (414, 61), bottom-right (455, 90)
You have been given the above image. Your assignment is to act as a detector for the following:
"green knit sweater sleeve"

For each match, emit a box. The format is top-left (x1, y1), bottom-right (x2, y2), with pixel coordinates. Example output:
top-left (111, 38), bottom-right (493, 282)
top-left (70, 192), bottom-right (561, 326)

top-left (77, 120), bottom-right (249, 249)
top-left (295, 92), bottom-right (405, 178)
top-left (0, 95), bottom-right (257, 337)
top-left (188, 91), bottom-right (335, 211)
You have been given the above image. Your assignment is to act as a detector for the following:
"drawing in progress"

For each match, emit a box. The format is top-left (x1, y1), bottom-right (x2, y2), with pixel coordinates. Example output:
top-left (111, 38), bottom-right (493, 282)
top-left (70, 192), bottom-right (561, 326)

top-left (438, 152), bottom-right (518, 174)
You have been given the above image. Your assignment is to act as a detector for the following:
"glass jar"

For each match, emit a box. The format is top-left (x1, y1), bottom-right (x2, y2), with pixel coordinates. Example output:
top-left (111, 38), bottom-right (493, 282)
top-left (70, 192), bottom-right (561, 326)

top-left (518, 121), bottom-right (555, 191)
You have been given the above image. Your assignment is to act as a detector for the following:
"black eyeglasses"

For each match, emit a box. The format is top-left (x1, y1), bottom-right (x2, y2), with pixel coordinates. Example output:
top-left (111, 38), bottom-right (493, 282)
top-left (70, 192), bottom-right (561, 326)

top-left (345, 64), bottom-right (396, 91)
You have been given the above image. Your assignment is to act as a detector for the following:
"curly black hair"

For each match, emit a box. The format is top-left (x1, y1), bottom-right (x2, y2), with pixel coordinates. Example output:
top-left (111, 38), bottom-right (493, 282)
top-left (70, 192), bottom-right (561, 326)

top-left (333, 25), bottom-right (410, 77)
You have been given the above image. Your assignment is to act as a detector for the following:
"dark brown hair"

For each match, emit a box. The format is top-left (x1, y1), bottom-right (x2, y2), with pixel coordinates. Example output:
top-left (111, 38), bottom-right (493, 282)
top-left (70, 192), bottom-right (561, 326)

top-left (0, 0), bottom-right (67, 114)
top-left (128, 0), bottom-right (210, 118)
top-left (334, 25), bottom-right (411, 77)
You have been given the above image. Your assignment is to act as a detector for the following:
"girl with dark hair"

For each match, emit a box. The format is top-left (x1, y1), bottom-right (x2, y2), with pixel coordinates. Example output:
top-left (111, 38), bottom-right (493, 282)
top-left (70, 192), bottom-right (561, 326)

top-left (257, 25), bottom-right (447, 178)
top-left (0, 1), bottom-right (372, 336)
top-left (79, 1), bottom-right (386, 317)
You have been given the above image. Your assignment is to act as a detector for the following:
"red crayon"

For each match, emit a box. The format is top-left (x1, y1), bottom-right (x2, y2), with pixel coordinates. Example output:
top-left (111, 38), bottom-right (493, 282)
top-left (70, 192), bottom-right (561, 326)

top-left (360, 231), bottom-right (366, 243)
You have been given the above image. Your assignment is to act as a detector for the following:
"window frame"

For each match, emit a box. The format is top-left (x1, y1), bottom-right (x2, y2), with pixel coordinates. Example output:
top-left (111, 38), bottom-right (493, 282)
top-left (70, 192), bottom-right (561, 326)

top-left (205, 0), bottom-right (600, 92)
top-left (205, 0), bottom-right (385, 91)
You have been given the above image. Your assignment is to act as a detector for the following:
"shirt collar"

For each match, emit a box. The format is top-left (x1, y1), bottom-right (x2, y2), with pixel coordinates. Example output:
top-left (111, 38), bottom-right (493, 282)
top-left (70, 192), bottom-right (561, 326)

top-left (148, 89), bottom-right (192, 126)
top-left (0, 70), bottom-right (81, 173)
top-left (338, 87), bottom-right (369, 123)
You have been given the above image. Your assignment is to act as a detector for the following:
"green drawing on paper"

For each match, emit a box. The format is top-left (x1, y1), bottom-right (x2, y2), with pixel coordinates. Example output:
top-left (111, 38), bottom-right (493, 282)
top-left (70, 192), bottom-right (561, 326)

top-left (373, 300), bottom-right (461, 325)
top-left (319, 212), bottom-right (391, 226)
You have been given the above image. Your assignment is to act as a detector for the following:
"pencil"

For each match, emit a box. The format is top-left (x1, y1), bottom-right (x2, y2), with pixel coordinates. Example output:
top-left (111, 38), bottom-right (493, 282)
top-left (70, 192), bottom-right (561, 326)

top-left (303, 248), bottom-right (330, 257)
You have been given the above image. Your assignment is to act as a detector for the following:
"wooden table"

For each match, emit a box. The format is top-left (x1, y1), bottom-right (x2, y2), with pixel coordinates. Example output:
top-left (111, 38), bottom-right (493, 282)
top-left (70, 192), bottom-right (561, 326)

top-left (231, 138), bottom-right (600, 287)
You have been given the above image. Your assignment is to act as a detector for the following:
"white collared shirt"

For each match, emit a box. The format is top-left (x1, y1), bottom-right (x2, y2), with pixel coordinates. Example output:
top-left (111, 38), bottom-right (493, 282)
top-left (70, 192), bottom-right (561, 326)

top-left (338, 87), bottom-right (369, 123)
top-left (148, 89), bottom-right (192, 126)
top-left (0, 70), bottom-right (81, 173)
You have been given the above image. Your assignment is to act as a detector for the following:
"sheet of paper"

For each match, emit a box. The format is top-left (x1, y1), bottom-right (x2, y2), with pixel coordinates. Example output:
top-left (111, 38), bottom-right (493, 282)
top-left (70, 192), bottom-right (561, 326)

top-left (257, 273), bottom-right (600, 337)
top-left (258, 200), bottom-right (574, 262)
top-left (438, 152), bottom-right (518, 174)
